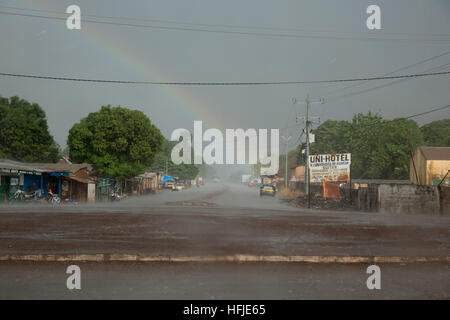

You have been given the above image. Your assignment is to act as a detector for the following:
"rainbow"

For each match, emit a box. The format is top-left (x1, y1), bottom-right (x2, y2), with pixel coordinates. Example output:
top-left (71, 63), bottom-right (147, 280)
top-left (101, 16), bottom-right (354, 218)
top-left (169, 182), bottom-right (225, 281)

top-left (26, 0), bottom-right (224, 130)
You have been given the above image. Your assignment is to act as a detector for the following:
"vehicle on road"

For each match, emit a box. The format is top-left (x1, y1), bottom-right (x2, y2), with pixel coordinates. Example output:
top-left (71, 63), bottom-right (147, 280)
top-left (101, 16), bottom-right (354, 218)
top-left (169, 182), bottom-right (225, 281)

top-left (241, 174), bottom-right (251, 184)
top-left (260, 185), bottom-right (276, 197)
top-left (261, 175), bottom-right (277, 189)
top-left (165, 180), bottom-right (175, 189)
top-left (248, 178), bottom-right (261, 187)
top-left (173, 180), bottom-right (185, 191)
top-left (163, 175), bottom-right (176, 189)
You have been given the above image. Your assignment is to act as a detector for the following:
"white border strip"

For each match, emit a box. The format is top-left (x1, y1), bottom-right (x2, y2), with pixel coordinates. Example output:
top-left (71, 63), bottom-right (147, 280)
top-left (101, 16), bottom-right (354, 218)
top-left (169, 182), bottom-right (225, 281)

top-left (0, 254), bottom-right (449, 263)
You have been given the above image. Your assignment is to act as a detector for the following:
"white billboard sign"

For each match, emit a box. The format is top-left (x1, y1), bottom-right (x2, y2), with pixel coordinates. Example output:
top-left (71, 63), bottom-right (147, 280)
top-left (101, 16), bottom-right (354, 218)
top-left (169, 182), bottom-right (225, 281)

top-left (308, 153), bottom-right (351, 183)
top-left (301, 133), bottom-right (315, 144)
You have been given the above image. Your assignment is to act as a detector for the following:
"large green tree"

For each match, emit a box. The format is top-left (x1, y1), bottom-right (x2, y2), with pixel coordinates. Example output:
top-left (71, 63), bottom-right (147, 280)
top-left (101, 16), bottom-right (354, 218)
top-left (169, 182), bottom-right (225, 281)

top-left (420, 119), bottom-right (450, 147)
top-left (311, 120), bottom-right (351, 155)
top-left (309, 112), bottom-right (424, 180)
top-left (365, 118), bottom-right (423, 179)
top-left (348, 112), bottom-right (386, 179)
top-left (67, 105), bottom-right (164, 179)
top-left (0, 96), bottom-right (59, 162)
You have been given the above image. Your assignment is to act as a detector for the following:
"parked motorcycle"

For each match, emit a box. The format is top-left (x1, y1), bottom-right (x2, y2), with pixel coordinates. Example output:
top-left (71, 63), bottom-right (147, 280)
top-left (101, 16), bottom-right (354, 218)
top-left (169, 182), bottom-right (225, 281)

top-left (46, 191), bottom-right (61, 205)
top-left (13, 188), bottom-right (39, 202)
top-left (110, 187), bottom-right (121, 202)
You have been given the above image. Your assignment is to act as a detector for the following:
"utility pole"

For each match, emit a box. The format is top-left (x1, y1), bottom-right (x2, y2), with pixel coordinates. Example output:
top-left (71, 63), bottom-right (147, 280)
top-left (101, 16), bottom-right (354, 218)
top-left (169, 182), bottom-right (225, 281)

top-left (293, 95), bottom-right (324, 208)
top-left (165, 157), bottom-right (168, 176)
top-left (280, 135), bottom-right (292, 188)
top-left (305, 97), bottom-right (311, 206)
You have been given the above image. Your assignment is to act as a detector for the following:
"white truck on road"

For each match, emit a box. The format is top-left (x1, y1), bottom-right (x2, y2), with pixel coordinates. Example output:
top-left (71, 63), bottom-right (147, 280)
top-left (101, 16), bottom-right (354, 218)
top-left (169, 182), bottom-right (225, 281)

top-left (241, 174), bottom-right (251, 184)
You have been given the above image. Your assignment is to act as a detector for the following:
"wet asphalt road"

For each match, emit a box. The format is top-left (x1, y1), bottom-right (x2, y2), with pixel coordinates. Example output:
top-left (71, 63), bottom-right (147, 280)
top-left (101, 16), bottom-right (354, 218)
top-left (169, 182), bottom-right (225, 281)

top-left (0, 182), bottom-right (449, 299)
top-left (0, 261), bottom-right (448, 299)
top-left (0, 183), bottom-right (449, 257)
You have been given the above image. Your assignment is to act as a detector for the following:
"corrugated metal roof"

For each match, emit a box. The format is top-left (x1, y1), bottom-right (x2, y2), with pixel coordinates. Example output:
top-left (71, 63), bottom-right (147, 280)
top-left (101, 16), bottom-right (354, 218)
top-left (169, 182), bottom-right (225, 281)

top-left (0, 159), bottom-right (47, 173)
top-left (418, 146), bottom-right (450, 160)
top-left (0, 159), bottom-right (90, 174)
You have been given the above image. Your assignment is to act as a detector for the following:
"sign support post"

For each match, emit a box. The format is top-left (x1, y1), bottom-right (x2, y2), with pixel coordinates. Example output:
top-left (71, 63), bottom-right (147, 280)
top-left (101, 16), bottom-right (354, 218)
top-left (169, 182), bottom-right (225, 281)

top-left (293, 95), bottom-right (324, 208)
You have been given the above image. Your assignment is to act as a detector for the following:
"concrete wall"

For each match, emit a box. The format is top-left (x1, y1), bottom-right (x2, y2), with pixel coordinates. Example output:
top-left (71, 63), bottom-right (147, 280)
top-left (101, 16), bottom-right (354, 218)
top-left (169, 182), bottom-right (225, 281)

top-left (354, 185), bottom-right (378, 212)
top-left (439, 186), bottom-right (450, 216)
top-left (378, 184), bottom-right (440, 215)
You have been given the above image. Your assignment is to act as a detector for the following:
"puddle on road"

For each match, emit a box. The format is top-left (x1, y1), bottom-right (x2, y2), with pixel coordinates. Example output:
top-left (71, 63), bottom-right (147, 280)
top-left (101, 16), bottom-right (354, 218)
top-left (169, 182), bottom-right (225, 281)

top-left (165, 201), bottom-right (216, 207)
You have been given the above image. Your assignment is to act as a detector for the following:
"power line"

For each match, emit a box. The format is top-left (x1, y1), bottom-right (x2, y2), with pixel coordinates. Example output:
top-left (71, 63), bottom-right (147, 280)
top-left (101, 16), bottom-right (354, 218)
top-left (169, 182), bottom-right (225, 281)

top-left (321, 104), bottom-right (450, 132)
top-left (325, 62), bottom-right (450, 103)
top-left (2, 4), bottom-right (450, 39)
top-left (2, 10), bottom-right (450, 43)
top-left (405, 104), bottom-right (450, 119)
top-left (290, 51), bottom-right (450, 142)
top-left (0, 70), bottom-right (449, 86)
top-left (322, 49), bottom-right (450, 98)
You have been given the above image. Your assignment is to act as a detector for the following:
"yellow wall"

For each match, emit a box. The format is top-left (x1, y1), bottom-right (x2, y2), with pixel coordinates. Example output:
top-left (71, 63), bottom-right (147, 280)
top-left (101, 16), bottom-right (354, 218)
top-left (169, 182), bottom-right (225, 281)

top-left (426, 160), bottom-right (450, 186)
top-left (410, 149), bottom-right (450, 186)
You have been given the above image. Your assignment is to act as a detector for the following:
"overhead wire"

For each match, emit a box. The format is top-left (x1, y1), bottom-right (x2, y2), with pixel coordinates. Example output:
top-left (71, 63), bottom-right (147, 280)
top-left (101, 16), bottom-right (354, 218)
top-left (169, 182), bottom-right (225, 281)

top-left (325, 62), bottom-right (450, 103)
top-left (0, 70), bottom-right (449, 86)
top-left (2, 4), bottom-right (450, 39)
top-left (1, 9), bottom-right (450, 43)
top-left (321, 49), bottom-right (450, 98)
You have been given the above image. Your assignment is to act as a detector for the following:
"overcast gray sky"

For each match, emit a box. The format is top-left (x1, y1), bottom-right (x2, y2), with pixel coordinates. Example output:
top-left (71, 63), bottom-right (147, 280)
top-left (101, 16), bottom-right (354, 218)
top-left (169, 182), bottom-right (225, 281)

top-left (1, 0), bottom-right (450, 148)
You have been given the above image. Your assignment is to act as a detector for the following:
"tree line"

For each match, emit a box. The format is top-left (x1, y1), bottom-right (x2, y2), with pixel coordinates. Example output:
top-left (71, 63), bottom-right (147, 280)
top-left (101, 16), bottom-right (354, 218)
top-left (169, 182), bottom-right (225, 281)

top-left (0, 96), bottom-right (198, 180)
top-left (2, 95), bottom-right (447, 181)
top-left (278, 112), bottom-right (449, 180)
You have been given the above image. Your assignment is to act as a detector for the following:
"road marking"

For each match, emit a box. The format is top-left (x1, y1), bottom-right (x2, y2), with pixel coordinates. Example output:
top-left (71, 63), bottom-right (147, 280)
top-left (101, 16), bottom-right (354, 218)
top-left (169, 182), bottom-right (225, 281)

top-left (0, 254), bottom-right (449, 263)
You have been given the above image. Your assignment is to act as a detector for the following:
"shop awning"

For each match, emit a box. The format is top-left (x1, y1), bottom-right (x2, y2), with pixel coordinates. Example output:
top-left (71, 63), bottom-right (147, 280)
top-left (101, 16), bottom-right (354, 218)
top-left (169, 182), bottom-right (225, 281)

top-left (68, 175), bottom-right (92, 184)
